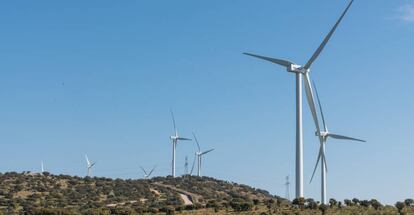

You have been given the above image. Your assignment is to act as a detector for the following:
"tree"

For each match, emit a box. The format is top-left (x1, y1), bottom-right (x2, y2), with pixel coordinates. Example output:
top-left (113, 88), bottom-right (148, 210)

top-left (319, 204), bottom-right (329, 215)
top-left (344, 199), bottom-right (353, 207)
top-left (352, 198), bottom-right (360, 206)
top-left (395, 201), bottom-right (405, 215)
top-left (370, 199), bottom-right (382, 210)
top-left (305, 198), bottom-right (318, 210)
top-left (360, 200), bottom-right (371, 208)
top-left (329, 198), bottom-right (337, 208)
top-left (292, 197), bottom-right (305, 209)
top-left (404, 199), bottom-right (414, 206)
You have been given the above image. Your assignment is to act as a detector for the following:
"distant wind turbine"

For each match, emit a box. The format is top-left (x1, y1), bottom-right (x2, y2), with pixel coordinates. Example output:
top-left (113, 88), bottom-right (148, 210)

top-left (243, 0), bottom-right (355, 198)
top-left (310, 82), bottom-right (366, 205)
top-left (192, 133), bottom-right (214, 177)
top-left (85, 154), bottom-right (96, 177)
top-left (41, 161), bottom-right (45, 174)
top-left (169, 110), bottom-right (191, 177)
top-left (140, 166), bottom-right (156, 179)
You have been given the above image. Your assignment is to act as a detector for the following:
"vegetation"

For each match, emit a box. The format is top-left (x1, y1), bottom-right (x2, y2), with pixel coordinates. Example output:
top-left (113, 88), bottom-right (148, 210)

top-left (0, 172), bottom-right (412, 214)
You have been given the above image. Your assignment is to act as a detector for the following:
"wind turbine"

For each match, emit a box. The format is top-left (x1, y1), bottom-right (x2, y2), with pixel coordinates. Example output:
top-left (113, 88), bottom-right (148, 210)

top-left (243, 0), bottom-right (354, 198)
top-left (192, 133), bottom-right (214, 177)
top-left (310, 83), bottom-right (366, 205)
top-left (169, 110), bottom-right (191, 178)
top-left (85, 154), bottom-right (96, 177)
top-left (140, 166), bottom-right (156, 179)
top-left (41, 161), bottom-right (45, 174)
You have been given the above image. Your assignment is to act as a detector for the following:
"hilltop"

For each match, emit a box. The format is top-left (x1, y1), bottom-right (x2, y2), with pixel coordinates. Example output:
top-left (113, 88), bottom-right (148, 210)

top-left (0, 172), bottom-right (283, 214)
top-left (0, 172), bottom-right (412, 215)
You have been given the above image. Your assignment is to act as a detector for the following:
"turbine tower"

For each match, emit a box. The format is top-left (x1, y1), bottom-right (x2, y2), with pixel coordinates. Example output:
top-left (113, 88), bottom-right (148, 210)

top-left (85, 154), bottom-right (96, 177)
top-left (192, 133), bottom-right (214, 177)
top-left (140, 166), bottom-right (156, 179)
top-left (309, 83), bottom-right (365, 205)
top-left (243, 0), bottom-right (354, 198)
top-left (169, 110), bottom-right (191, 178)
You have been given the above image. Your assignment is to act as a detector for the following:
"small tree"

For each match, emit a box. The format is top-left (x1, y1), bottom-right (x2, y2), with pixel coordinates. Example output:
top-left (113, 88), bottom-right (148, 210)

top-left (292, 197), bottom-right (305, 209)
top-left (352, 198), bottom-right (360, 206)
top-left (329, 198), bottom-right (337, 208)
top-left (344, 199), bottom-right (353, 207)
top-left (404, 199), bottom-right (414, 207)
top-left (370, 199), bottom-right (382, 210)
top-left (306, 198), bottom-right (318, 210)
top-left (360, 200), bottom-right (371, 208)
top-left (395, 201), bottom-right (405, 215)
top-left (319, 204), bottom-right (329, 215)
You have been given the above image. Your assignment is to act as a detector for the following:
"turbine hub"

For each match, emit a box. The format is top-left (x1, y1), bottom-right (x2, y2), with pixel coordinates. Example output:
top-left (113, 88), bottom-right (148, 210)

top-left (287, 64), bottom-right (307, 74)
top-left (316, 131), bottom-right (328, 137)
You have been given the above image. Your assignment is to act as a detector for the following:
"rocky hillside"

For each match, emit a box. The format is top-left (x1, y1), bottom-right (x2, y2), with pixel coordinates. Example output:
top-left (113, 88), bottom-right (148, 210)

top-left (1, 172), bottom-right (412, 215)
top-left (0, 172), bottom-right (284, 214)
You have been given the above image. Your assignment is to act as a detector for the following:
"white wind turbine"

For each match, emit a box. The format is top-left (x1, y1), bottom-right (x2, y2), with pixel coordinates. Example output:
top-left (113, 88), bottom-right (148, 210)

top-left (85, 154), bottom-right (96, 177)
top-left (244, 0), bottom-right (354, 198)
top-left (169, 110), bottom-right (191, 178)
top-left (140, 166), bottom-right (156, 179)
top-left (41, 161), bottom-right (45, 174)
top-left (192, 133), bottom-right (214, 177)
top-left (310, 83), bottom-right (366, 205)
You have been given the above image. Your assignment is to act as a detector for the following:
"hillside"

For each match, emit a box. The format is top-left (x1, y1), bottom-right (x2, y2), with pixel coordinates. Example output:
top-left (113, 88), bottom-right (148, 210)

top-left (0, 172), bottom-right (284, 214)
top-left (0, 172), bottom-right (413, 215)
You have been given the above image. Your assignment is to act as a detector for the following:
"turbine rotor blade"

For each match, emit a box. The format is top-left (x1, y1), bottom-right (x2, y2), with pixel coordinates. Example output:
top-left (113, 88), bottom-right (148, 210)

top-left (90, 162), bottom-right (96, 168)
top-left (243, 53), bottom-right (294, 68)
top-left (328, 133), bottom-right (366, 142)
top-left (148, 166), bottom-right (156, 177)
top-left (190, 153), bottom-right (197, 175)
top-left (304, 0), bottom-right (354, 69)
top-left (304, 73), bottom-right (322, 135)
top-left (170, 109), bottom-right (177, 136)
top-left (201, 149), bottom-right (214, 155)
top-left (139, 166), bottom-right (147, 175)
top-left (313, 81), bottom-right (328, 132)
top-left (310, 146), bottom-right (323, 183)
top-left (178, 137), bottom-right (192, 141)
top-left (85, 155), bottom-right (90, 166)
top-left (192, 132), bottom-right (201, 152)
top-left (321, 148), bottom-right (328, 172)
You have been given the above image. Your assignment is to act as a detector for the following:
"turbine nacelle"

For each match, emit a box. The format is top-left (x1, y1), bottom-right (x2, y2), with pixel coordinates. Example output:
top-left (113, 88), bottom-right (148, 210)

top-left (315, 131), bottom-right (329, 138)
top-left (287, 64), bottom-right (309, 74)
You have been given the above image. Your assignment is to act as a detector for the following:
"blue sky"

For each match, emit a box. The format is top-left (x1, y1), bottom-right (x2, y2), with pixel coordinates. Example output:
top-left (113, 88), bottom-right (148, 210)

top-left (0, 0), bottom-right (413, 204)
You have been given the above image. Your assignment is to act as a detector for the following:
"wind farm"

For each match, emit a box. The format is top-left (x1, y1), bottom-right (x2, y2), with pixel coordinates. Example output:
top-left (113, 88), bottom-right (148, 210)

top-left (0, 0), bottom-right (413, 214)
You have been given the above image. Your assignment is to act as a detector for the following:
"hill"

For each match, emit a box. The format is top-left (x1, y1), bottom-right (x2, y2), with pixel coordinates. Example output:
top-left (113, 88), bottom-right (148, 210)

top-left (0, 172), bottom-right (412, 215)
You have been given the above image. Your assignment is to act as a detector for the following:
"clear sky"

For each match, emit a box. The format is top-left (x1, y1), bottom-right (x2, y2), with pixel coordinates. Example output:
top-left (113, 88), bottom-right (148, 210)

top-left (0, 0), bottom-right (413, 205)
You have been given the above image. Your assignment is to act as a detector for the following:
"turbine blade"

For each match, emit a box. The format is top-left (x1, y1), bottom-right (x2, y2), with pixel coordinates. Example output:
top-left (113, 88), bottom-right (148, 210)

top-left (304, 73), bottom-right (321, 135)
top-left (322, 148), bottom-right (328, 172)
top-left (190, 153), bottom-right (196, 175)
top-left (85, 154), bottom-right (90, 166)
top-left (328, 133), bottom-right (366, 142)
top-left (243, 53), bottom-right (294, 68)
top-left (148, 166), bottom-right (156, 177)
top-left (90, 162), bottom-right (96, 168)
top-left (201, 149), bottom-right (214, 155)
top-left (310, 147), bottom-right (323, 183)
top-left (140, 166), bottom-right (147, 175)
top-left (192, 132), bottom-right (201, 152)
top-left (313, 81), bottom-right (328, 132)
top-left (170, 109), bottom-right (177, 136)
top-left (304, 0), bottom-right (354, 69)
top-left (178, 137), bottom-right (192, 141)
